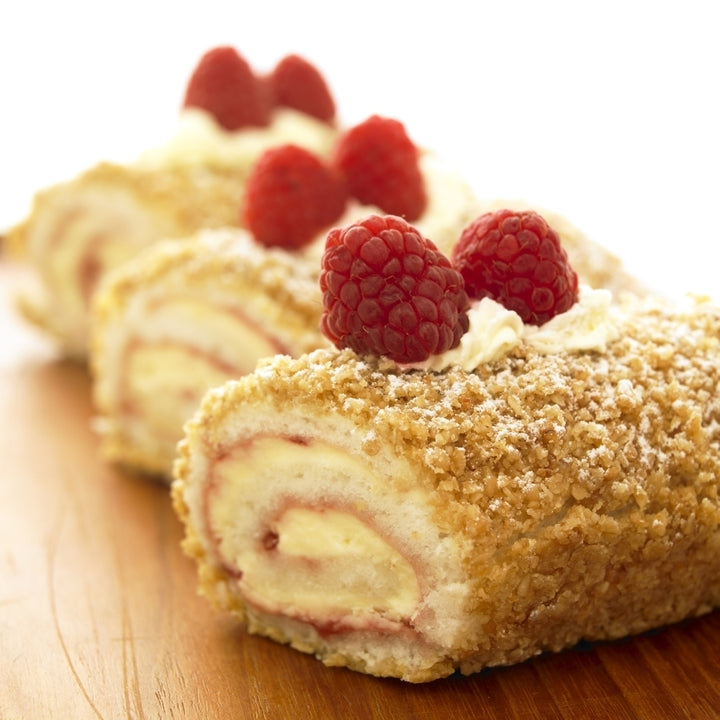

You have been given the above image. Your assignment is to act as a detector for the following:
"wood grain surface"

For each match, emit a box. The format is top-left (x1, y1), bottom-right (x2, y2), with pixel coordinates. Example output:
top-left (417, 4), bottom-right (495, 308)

top-left (1, 256), bottom-right (719, 720)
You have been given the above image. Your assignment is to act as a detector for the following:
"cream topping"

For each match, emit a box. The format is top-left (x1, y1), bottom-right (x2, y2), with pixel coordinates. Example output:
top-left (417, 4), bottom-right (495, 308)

top-left (412, 153), bottom-right (482, 256)
top-left (419, 285), bottom-right (618, 372)
top-left (523, 285), bottom-right (619, 353)
top-left (137, 107), bottom-right (337, 170)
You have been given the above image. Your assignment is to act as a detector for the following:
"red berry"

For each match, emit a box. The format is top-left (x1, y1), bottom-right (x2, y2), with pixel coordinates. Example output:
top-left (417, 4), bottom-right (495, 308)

top-left (268, 54), bottom-right (336, 124)
top-left (320, 214), bottom-right (469, 363)
top-left (243, 144), bottom-right (347, 250)
top-left (451, 209), bottom-right (579, 325)
top-left (183, 46), bottom-right (271, 130)
top-left (331, 116), bottom-right (427, 222)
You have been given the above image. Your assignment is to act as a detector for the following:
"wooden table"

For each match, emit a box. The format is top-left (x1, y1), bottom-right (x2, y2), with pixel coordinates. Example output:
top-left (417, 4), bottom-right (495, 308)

top-left (2, 256), bottom-right (719, 720)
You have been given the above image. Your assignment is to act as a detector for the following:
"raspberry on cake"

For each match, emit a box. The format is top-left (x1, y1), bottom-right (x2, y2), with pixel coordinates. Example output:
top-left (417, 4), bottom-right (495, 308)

top-left (471, 199), bottom-right (647, 300)
top-left (242, 144), bottom-right (347, 249)
top-left (268, 54), bottom-right (337, 124)
top-left (319, 214), bottom-right (469, 363)
top-left (183, 45), bottom-right (273, 130)
top-left (452, 208), bottom-right (579, 325)
top-left (332, 115), bottom-right (428, 221)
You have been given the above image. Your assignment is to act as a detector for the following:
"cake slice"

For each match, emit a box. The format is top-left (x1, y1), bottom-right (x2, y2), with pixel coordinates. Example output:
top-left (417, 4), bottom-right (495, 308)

top-left (7, 162), bottom-right (253, 356)
top-left (90, 227), bottom-right (328, 478)
top-left (172, 213), bottom-right (720, 682)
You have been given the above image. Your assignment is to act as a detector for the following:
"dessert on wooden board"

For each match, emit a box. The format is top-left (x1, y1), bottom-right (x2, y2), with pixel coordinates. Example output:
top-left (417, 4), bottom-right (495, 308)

top-left (172, 210), bottom-right (720, 682)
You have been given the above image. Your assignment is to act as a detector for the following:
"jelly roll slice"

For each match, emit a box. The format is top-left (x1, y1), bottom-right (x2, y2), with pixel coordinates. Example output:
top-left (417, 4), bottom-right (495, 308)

top-left (90, 227), bottom-right (328, 480)
top-left (172, 212), bottom-right (720, 682)
top-left (6, 47), bottom-right (338, 358)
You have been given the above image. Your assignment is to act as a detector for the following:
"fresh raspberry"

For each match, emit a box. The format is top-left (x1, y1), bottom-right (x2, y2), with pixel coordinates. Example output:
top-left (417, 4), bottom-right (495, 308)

top-left (268, 54), bottom-right (336, 124)
top-left (320, 214), bottom-right (469, 363)
top-left (331, 115), bottom-right (427, 222)
top-left (243, 144), bottom-right (347, 249)
top-left (183, 46), bottom-right (271, 130)
top-left (451, 209), bottom-right (579, 325)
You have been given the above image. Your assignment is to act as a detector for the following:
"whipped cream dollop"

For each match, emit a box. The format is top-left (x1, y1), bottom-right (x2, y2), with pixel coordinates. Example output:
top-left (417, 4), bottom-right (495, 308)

top-left (419, 285), bottom-right (618, 372)
top-left (137, 107), bottom-right (337, 170)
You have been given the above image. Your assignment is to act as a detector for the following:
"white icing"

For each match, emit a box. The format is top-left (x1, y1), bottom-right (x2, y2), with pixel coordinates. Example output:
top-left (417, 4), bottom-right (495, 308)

top-left (418, 285), bottom-right (618, 372)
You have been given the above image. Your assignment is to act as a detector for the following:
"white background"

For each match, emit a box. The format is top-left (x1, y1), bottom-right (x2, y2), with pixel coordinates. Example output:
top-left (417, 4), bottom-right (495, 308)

top-left (2, 0), bottom-right (718, 299)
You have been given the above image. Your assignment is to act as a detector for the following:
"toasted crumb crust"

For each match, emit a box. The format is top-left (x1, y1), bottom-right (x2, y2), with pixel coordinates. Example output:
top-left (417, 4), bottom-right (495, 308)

top-left (173, 295), bottom-right (720, 681)
top-left (91, 227), bottom-right (324, 352)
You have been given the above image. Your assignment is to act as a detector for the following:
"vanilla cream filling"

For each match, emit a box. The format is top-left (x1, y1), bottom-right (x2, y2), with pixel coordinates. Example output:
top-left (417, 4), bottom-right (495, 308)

top-left (127, 345), bottom-right (232, 443)
top-left (120, 300), bottom-right (280, 446)
top-left (135, 298), bottom-right (280, 368)
top-left (209, 438), bottom-right (424, 622)
top-left (30, 188), bottom-right (163, 346)
top-left (253, 507), bottom-right (419, 617)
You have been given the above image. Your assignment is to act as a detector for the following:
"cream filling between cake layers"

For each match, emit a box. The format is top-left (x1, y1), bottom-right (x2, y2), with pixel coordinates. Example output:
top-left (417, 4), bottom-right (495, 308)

top-left (103, 296), bottom-right (288, 461)
top-left (198, 433), bottom-right (471, 645)
top-left (27, 188), bottom-right (169, 350)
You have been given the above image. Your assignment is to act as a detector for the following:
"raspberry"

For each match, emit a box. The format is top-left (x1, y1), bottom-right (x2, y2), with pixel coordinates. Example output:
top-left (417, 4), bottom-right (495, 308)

top-left (320, 214), bottom-right (469, 363)
top-left (451, 209), bottom-right (579, 325)
top-left (331, 116), bottom-right (427, 221)
top-left (269, 54), bottom-right (336, 124)
top-left (243, 144), bottom-right (347, 250)
top-left (183, 46), bottom-right (271, 130)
